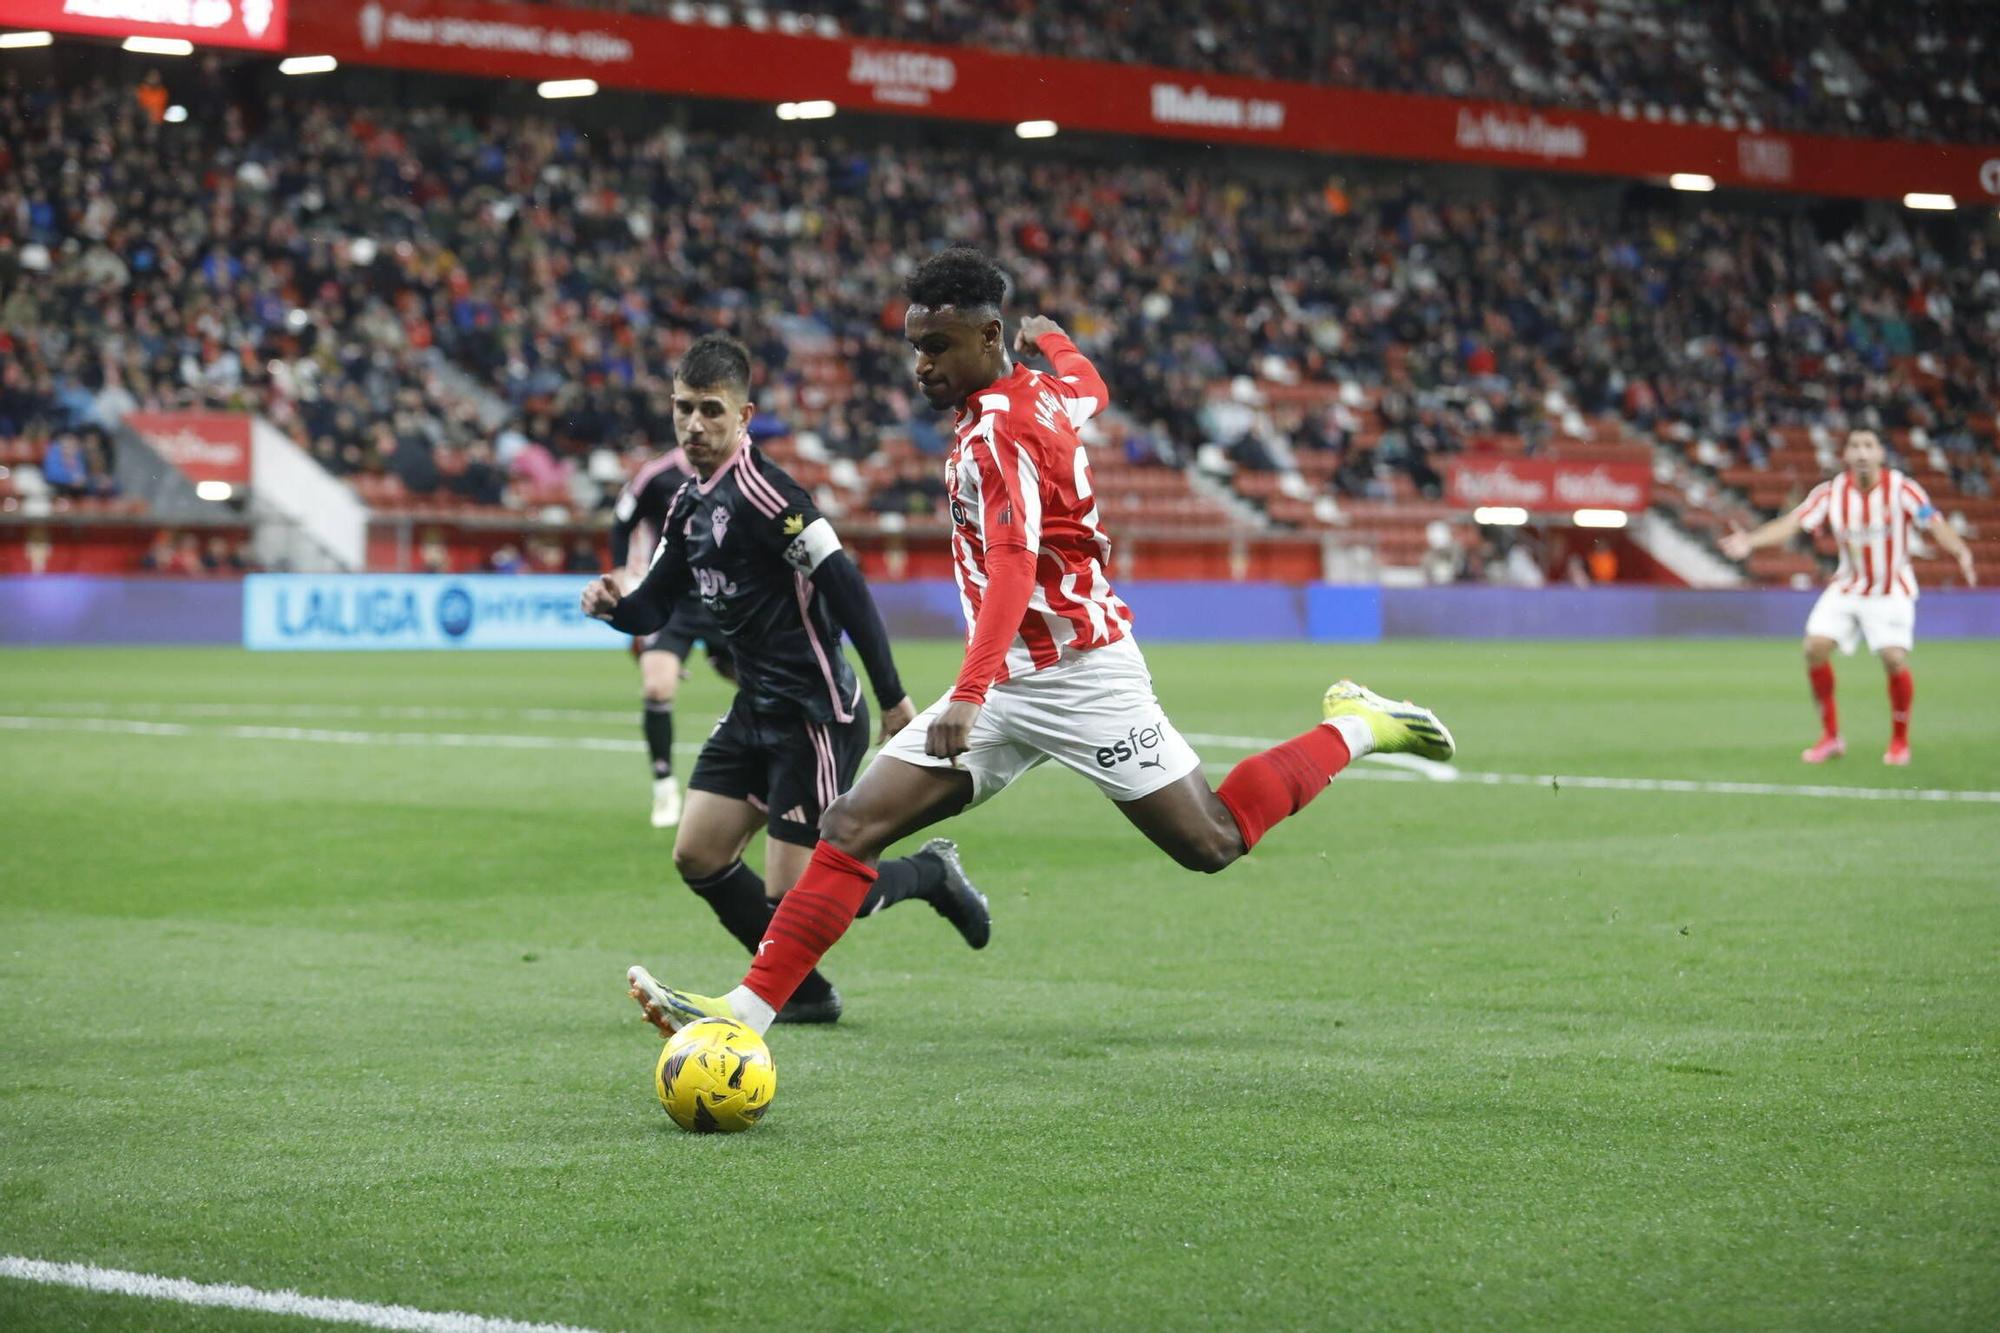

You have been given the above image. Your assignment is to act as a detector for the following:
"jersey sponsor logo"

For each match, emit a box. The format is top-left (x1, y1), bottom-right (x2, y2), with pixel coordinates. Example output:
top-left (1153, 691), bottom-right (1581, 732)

top-left (1034, 388), bottom-right (1065, 434)
top-left (1096, 721), bottom-right (1167, 769)
top-left (950, 500), bottom-right (971, 528)
top-left (695, 567), bottom-right (738, 600)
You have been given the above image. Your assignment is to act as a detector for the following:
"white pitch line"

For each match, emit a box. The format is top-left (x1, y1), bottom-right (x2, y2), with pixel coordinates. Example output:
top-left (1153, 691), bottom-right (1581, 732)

top-left (0, 1256), bottom-right (600, 1333)
top-left (13, 700), bottom-right (637, 723)
top-left (7, 714), bottom-right (1998, 805)
top-left (0, 714), bottom-right (645, 754)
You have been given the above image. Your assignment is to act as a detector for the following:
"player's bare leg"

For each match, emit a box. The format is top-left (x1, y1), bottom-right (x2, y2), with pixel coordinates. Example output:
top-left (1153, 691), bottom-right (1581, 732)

top-left (1801, 634), bottom-right (1844, 763)
top-left (643, 759), bottom-right (976, 1036)
top-left (1118, 679), bottom-right (1454, 873)
top-left (817, 757), bottom-right (976, 863)
top-left (641, 649), bottom-right (686, 826)
top-left (1879, 645), bottom-right (1913, 766)
top-left (632, 762), bottom-right (981, 1036)
top-left (634, 792), bottom-right (837, 1034)
top-left (1114, 772), bottom-right (1248, 873)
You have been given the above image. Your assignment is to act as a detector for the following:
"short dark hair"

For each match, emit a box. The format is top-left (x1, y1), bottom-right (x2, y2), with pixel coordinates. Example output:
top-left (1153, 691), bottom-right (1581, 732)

top-left (905, 245), bottom-right (1008, 313)
top-left (675, 334), bottom-right (752, 393)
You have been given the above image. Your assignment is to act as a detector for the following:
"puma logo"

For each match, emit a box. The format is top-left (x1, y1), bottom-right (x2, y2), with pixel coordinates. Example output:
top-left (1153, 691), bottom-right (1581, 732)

top-left (1138, 756), bottom-right (1164, 771)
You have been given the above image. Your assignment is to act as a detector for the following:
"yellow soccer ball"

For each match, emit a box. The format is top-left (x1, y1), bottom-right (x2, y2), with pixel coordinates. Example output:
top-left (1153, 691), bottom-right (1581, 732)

top-left (653, 1018), bottom-right (776, 1133)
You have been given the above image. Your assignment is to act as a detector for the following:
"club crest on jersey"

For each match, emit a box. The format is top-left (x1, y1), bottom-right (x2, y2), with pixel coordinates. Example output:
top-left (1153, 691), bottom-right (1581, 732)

top-left (709, 506), bottom-right (730, 547)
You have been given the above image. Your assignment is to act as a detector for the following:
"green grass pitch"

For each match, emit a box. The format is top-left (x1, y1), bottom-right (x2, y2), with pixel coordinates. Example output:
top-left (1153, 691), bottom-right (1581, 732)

top-left (1, 640), bottom-right (1995, 1330)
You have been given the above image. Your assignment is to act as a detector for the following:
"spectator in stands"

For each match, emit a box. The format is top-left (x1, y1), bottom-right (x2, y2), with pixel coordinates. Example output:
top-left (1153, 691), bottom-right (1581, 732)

top-left (450, 442), bottom-right (507, 507)
top-left (134, 70), bottom-right (168, 124)
top-left (139, 529), bottom-right (177, 573)
top-left (381, 422), bottom-right (440, 496)
top-left (80, 427), bottom-right (118, 498)
top-left (419, 530), bottom-right (452, 574)
top-left (40, 431), bottom-right (90, 498)
top-left (202, 535), bottom-right (253, 574)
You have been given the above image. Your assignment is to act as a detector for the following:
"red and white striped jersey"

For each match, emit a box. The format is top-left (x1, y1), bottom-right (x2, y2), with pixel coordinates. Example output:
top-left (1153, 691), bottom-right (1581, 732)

top-left (946, 353), bottom-right (1133, 682)
top-left (1791, 468), bottom-right (1938, 598)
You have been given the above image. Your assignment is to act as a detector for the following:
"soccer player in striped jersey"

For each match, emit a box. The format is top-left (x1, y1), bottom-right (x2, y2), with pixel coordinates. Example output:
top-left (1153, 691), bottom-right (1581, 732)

top-left (623, 247), bottom-right (1457, 1042)
top-left (1722, 429), bottom-right (1977, 765)
top-left (584, 335), bottom-right (991, 1028)
top-left (608, 442), bottom-right (734, 829)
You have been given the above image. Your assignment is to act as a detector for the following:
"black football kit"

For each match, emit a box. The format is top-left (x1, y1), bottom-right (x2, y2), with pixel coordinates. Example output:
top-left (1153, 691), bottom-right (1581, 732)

top-left (609, 441), bottom-right (904, 847)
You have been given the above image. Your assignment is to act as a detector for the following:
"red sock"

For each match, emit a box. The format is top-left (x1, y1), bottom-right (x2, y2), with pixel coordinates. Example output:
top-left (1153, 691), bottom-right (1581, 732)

top-left (1215, 723), bottom-right (1353, 853)
top-left (742, 841), bottom-right (876, 1011)
top-left (1888, 668), bottom-right (1913, 745)
top-left (1807, 662), bottom-right (1838, 739)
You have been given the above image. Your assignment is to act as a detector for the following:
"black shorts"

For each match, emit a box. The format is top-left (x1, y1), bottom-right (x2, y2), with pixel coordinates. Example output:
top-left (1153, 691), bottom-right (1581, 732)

top-left (687, 699), bottom-right (871, 848)
top-left (638, 598), bottom-right (730, 670)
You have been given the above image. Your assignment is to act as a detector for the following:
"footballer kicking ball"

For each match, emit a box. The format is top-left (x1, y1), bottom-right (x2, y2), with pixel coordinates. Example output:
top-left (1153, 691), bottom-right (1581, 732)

top-left (654, 1018), bottom-right (776, 1133)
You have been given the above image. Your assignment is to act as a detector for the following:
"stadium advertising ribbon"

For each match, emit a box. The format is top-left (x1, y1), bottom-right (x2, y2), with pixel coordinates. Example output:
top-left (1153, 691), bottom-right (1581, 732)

top-left (17, 0), bottom-right (288, 51)
top-left (285, 0), bottom-right (2000, 204)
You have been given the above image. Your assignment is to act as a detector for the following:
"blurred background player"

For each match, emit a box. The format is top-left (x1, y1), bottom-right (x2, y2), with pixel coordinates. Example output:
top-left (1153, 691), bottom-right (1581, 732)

top-left (609, 438), bottom-right (735, 829)
top-left (1722, 430), bottom-right (1977, 766)
top-left (584, 334), bottom-right (990, 1026)
top-left (621, 249), bottom-right (1455, 1040)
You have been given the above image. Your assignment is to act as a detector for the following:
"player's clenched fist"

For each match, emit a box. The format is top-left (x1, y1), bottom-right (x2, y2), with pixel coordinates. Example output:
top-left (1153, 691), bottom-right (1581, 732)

top-left (581, 574), bottom-right (624, 620)
top-left (926, 700), bottom-right (981, 758)
top-left (1014, 315), bottom-right (1065, 356)
top-left (878, 695), bottom-right (917, 745)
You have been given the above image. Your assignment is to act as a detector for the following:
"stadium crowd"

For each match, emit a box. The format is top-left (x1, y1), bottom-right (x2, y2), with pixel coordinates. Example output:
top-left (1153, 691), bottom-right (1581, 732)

top-left (543, 0), bottom-right (2000, 143)
top-left (3, 70), bottom-right (1996, 552)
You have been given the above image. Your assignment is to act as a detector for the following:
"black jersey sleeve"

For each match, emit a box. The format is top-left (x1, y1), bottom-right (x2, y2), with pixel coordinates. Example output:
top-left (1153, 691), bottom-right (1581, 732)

top-left (812, 550), bottom-right (905, 710)
top-left (744, 452), bottom-right (904, 708)
top-left (607, 503), bottom-right (694, 636)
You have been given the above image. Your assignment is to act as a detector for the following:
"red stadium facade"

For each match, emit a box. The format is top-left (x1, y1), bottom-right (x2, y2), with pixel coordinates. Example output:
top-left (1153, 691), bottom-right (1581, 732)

top-left (284, 0), bottom-right (2000, 204)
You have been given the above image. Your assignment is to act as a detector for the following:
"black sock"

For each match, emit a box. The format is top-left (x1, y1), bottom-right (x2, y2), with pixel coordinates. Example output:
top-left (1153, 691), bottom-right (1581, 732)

top-left (859, 850), bottom-right (946, 917)
top-left (643, 700), bottom-right (674, 779)
top-left (683, 860), bottom-right (833, 1004)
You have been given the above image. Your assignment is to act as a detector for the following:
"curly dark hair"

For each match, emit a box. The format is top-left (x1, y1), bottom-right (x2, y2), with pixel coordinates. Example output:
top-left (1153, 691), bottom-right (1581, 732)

top-left (905, 245), bottom-right (1008, 312)
top-left (675, 333), bottom-right (752, 393)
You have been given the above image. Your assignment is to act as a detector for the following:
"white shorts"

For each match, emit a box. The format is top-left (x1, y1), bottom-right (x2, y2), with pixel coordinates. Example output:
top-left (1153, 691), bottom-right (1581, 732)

top-left (877, 636), bottom-right (1202, 807)
top-left (1805, 588), bottom-right (1915, 656)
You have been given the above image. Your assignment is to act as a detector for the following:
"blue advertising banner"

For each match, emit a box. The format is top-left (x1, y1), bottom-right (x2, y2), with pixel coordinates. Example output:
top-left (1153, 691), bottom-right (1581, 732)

top-left (243, 574), bottom-right (616, 651)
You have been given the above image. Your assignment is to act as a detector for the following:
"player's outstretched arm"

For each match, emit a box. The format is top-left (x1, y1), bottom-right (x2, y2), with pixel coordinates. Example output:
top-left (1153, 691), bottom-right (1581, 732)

top-left (1016, 315), bottom-right (1109, 416)
top-left (809, 549), bottom-right (915, 740)
top-left (582, 534), bottom-right (691, 635)
top-left (1719, 510), bottom-right (1802, 561)
top-left (1926, 513), bottom-right (1978, 586)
